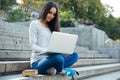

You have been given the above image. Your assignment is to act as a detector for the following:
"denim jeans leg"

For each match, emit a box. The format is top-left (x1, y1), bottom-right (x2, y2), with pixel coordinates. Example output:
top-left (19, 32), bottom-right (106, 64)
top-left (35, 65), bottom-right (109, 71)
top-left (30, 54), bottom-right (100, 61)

top-left (31, 53), bottom-right (65, 74)
top-left (52, 54), bottom-right (64, 73)
top-left (31, 58), bottom-right (53, 74)
top-left (64, 52), bottom-right (78, 68)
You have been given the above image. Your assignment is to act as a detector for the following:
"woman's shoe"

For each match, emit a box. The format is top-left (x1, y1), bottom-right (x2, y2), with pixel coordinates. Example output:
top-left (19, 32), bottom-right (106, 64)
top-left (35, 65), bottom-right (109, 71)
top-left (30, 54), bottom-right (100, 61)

top-left (46, 67), bottom-right (56, 75)
top-left (64, 68), bottom-right (76, 76)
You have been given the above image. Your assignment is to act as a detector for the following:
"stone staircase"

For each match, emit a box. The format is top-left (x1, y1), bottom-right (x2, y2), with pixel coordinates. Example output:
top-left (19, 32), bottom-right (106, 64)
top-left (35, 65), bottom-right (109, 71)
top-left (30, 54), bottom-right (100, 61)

top-left (0, 21), bottom-right (120, 80)
top-left (0, 47), bottom-right (120, 80)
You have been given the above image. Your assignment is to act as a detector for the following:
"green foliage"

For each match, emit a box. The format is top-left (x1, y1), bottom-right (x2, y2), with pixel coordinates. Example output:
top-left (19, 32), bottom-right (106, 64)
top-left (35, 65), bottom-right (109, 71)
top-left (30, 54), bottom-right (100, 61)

top-left (60, 11), bottom-right (74, 20)
top-left (0, 0), bottom-right (16, 12)
top-left (60, 20), bottom-right (75, 27)
top-left (60, 11), bottom-right (75, 27)
top-left (112, 18), bottom-right (120, 40)
top-left (0, 0), bottom-right (31, 22)
top-left (6, 9), bottom-right (30, 22)
top-left (86, 0), bottom-right (106, 24)
top-left (96, 14), bottom-right (120, 40)
top-left (6, 9), bottom-right (24, 22)
top-left (23, 0), bottom-right (47, 10)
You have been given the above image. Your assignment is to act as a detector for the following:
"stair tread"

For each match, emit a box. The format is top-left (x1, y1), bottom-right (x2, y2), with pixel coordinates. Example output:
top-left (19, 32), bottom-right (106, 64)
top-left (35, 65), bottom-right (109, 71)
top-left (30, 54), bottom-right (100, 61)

top-left (0, 63), bottom-right (120, 80)
top-left (73, 63), bottom-right (120, 71)
top-left (0, 58), bottom-right (119, 64)
top-left (82, 71), bottom-right (120, 80)
top-left (0, 74), bottom-right (70, 80)
top-left (0, 61), bottom-right (30, 64)
top-left (0, 58), bottom-right (119, 63)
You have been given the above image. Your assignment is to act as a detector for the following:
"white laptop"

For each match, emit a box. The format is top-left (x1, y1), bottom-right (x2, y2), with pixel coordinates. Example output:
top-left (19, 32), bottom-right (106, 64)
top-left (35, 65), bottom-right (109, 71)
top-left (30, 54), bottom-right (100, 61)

top-left (47, 31), bottom-right (78, 54)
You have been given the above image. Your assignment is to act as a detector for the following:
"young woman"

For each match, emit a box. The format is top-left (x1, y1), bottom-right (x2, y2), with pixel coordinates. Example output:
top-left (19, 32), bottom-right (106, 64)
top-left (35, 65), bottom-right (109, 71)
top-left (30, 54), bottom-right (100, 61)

top-left (29, 1), bottom-right (78, 75)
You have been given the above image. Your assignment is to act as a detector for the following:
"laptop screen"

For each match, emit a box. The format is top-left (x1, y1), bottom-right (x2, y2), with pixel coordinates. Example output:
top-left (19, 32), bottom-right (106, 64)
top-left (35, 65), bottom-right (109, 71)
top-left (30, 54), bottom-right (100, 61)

top-left (47, 32), bottom-right (78, 54)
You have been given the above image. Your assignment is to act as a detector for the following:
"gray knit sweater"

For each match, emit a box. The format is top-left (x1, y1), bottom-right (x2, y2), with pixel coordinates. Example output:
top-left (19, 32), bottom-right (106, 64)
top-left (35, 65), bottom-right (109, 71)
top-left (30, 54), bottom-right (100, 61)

top-left (29, 20), bottom-right (52, 64)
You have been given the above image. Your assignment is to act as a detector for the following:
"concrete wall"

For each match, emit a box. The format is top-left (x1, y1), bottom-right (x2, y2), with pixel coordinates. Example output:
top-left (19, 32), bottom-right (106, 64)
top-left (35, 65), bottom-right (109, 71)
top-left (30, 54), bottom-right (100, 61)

top-left (105, 34), bottom-right (120, 48)
top-left (61, 25), bottom-right (105, 49)
top-left (92, 27), bottom-right (105, 48)
top-left (93, 48), bottom-right (120, 59)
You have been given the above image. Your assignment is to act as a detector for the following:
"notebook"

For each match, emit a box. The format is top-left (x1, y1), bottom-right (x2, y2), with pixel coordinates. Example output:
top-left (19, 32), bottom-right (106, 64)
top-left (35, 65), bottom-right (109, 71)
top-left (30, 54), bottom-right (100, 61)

top-left (47, 31), bottom-right (78, 54)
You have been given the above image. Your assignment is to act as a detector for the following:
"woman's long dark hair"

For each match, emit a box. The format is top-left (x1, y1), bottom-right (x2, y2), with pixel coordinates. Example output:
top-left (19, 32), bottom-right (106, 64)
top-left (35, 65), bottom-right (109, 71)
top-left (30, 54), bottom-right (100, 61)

top-left (39, 2), bottom-right (60, 32)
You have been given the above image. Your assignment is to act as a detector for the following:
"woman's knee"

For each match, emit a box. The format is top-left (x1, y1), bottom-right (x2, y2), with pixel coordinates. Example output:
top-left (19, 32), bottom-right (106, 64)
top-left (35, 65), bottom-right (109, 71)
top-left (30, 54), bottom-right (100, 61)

top-left (72, 52), bottom-right (79, 62)
top-left (53, 54), bottom-right (64, 72)
top-left (54, 54), bottom-right (64, 64)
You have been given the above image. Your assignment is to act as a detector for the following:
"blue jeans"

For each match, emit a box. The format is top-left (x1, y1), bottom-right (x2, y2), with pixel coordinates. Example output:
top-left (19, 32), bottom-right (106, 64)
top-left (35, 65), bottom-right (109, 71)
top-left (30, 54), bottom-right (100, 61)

top-left (31, 52), bottom-right (78, 74)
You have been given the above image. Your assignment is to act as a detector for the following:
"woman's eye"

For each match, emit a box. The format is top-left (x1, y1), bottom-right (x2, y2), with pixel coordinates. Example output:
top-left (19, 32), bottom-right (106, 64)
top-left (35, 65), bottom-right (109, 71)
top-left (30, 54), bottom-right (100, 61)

top-left (49, 12), bottom-right (56, 16)
top-left (49, 12), bottom-right (52, 14)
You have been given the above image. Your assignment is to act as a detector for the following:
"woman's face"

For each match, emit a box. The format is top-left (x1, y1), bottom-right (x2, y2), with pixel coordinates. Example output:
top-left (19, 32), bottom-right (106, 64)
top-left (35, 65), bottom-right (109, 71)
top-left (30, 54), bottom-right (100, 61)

top-left (45, 7), bottom-right (57, 22)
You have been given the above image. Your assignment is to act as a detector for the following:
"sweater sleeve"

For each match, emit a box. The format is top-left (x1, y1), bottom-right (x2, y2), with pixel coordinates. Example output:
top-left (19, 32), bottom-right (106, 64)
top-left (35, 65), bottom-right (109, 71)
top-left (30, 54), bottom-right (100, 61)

top-left (29, 21), bottom-right (47, 53)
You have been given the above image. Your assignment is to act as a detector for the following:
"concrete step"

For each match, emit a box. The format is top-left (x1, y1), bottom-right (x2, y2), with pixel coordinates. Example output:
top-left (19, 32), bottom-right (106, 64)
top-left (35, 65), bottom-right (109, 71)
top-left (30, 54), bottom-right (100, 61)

top-left (0, 61), bottom-right (30, 75)
top-left (0, 50), bottom-right (110, 61)
top-left (0, 74), bottom-right (71, 80)
top-left (73, 63), bottom-right (120, 79)
top-left (72, 59), bottom-right (120, 67)
top-left (0, 63), bottom-right (120, 80)
top-left (0, 59), bottom-right (120, 75)
top-left (0, 42), bottom-right (30, 50)
top-left (0, 22), bottom-right (28, 33)
top-left (78, 53), bottom-right (110, 59)
top-left (75, 46), bottom-right (89, 52)
top-left (75, 46), bottom-right (100, 54)
top-left (82, 71), bottom-right (120, 80)
top-left (0, 50), bottom-right (31, 61)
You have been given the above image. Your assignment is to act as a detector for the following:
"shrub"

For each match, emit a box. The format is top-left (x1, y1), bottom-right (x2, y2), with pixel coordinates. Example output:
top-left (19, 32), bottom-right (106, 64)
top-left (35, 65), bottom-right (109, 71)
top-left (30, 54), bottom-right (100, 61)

top-left (60, 11), bottom-right (75, 27)
top-left (6, 9), bottom-right (30, 22)
top-left (60, 20), bottom-right (75, 27)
